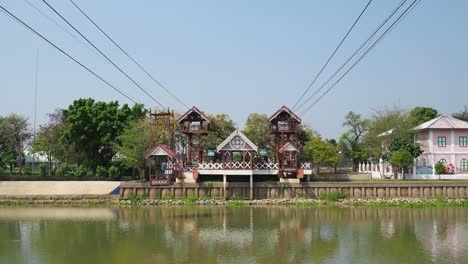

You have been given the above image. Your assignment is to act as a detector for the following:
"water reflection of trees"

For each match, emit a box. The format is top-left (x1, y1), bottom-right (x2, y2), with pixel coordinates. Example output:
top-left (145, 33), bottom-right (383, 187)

top-left (0, 207), bottom-right (467, 263)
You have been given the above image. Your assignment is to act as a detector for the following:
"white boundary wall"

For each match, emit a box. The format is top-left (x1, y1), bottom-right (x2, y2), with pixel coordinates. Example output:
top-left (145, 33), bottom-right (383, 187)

top-left (406, 174), bottom-right (468, 180)
top-left (0, 181), bottom-right (121, 196)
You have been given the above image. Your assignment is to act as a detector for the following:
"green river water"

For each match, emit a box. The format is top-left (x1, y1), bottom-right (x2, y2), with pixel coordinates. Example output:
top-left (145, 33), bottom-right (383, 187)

top-left (0, 206), bottom-right (467, 264)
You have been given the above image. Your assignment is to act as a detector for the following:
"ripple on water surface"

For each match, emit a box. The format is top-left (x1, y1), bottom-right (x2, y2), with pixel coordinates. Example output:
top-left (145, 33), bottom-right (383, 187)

top-left (0, 206), bottom-right (467, 264)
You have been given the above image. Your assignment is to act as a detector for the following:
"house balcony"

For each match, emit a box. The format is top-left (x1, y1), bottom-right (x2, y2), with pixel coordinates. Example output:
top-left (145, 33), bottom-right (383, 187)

top-left (180, 125), bottom-right (210, 134)
top-left (270, 122), bottom-right (298, 133)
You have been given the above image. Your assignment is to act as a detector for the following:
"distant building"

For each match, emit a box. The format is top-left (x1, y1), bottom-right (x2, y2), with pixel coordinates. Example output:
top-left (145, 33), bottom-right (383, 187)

top-left (414, 115), bottom-right (468, 175)
top-left (360, 115), bottom-right (468, 178)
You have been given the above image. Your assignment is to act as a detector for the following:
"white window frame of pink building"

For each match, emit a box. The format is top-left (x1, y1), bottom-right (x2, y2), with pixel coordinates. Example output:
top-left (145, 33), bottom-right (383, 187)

top-left (460, 136), bottom-right (467, 147)
top-left (461, 159), bottom-right (468, 172)
top-left (438, 136), bottom-right (446, 147)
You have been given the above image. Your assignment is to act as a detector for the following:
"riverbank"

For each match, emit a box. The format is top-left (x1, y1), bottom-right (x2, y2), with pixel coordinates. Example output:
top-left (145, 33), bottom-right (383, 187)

top-left (1, 195), bottom-right (468, 208)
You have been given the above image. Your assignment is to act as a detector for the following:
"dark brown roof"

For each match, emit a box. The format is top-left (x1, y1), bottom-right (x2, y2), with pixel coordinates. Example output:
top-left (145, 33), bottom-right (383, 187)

top-left (279, 142), bottom-right (299, 153)
top-left (145, 144), bottom-right (177, 159)
top-left (177, 106), bottom-right (211, 124)
top-left (268, 106), bottom-right (302, 123)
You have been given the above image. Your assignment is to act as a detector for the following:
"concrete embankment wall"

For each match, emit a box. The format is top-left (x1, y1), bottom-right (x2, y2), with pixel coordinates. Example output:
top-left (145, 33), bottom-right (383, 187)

top-left (0, 181), bottom-right (120, 196)
top-left (120, 181), bottom-right (468, 199)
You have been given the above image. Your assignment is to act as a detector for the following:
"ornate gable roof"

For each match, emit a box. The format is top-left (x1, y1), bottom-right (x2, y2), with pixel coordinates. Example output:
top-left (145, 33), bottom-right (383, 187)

top-left (145, 144), bottom-right (177, 159)
top-left (216, 129), bottom-right (258, 152)
top-left (177, 106), bottom-right (211, 124)
top-left (269, 106), bottom-right (302, 123)
top-left (413, 115), bottom-right (468, 130)
top-left (279, 142), bottom-right (299, 153)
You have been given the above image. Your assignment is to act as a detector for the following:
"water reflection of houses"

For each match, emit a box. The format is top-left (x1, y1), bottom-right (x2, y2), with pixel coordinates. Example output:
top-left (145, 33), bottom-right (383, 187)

top-left (413, 208), bottom-right (468, 263)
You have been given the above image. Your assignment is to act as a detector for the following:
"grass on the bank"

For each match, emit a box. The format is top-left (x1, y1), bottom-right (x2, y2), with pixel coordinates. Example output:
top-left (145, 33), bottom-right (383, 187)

top-left (0, 201), bottom-right (27, 207)
top-left (352, 198), bottom-right (468, 208)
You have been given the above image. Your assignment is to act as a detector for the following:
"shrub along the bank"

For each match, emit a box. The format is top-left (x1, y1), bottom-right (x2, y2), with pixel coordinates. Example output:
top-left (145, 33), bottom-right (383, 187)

top-left (39, 164), bottom-right (47, 177)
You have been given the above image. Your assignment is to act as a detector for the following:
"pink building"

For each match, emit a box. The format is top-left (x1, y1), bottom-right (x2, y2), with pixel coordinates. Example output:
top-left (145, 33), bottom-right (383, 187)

top-left (414, 115), bottom-right (468, 175)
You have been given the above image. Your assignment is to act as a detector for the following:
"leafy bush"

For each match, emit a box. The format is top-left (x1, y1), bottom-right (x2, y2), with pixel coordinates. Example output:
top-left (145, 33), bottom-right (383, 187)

top-left (49, 168), bottom-right (56, 177)
top-left (128, 192), bottom-right (141, 204)
top-left (39, 164), bottom-right (47, 177)
top-left (96, 166), bottom-right (108, 178)
top-left (184, 195), bottom-right (198, 204)
top-left (86, 170), bottom-right (94, 177)
top-left (61, 163), bottom-right (73, 176)
top-left (319, 191), bottom-right (345, 202)
top-left (74, 165), bottom-right (88, 177)
top-left (23, 167), bottom-right (32, 175)
top-left (0, 167), bottom-right (5, 176)
top-left (435, 161), bottom-right (445, 175)
top-left (108, 166), bottom-right (119, 178)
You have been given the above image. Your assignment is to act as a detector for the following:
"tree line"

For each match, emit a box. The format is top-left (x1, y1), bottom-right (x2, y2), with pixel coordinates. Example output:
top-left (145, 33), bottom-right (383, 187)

top-left (0, 98), bottom-right (317, 179)
top-left (312, 105), bottom-right (468, 176)
top-left (1, 97), bottom-right (467, 178)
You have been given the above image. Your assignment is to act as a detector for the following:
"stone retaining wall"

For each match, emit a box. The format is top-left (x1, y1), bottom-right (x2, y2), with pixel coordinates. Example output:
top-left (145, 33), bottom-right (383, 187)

top-left (120, 181), bottom-right (468, 199)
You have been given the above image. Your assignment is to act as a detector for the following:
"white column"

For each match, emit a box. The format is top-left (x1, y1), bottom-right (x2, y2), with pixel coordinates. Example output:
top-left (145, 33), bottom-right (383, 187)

top-left (429, 130), bottom-right (435, 175)
top-left (451, 130), bottom-right (456, 169)
top-left (250, 173), bottom-right (253, 200)
top-left (358, 162), bottom-right (362, 172)
top-left (379, 159), bottom-right (384, 177)
top-left (223, 174), bottom-right (227, 199)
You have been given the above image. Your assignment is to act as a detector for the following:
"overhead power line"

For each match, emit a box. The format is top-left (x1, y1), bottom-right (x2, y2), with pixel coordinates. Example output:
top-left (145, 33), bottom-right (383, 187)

top-left (40, 0), bottom-right (165, 108)
top-left (0, 5), bottom-right (138, 104)
top-left (295, 0), bottom-right (408, 112)
top-left (300, 0), bottom-right (422, 117)
top-left (292, 0), bottom-right (374, 110)
top-left (68, 0), bottom-right (189, 110)
top-left (23, 0), bottom-right (97, 56)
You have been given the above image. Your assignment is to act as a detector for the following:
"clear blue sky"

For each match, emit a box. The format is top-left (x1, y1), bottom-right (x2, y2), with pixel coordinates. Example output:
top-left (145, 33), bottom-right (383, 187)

top-left (1, 0), bottom-right (467, 139)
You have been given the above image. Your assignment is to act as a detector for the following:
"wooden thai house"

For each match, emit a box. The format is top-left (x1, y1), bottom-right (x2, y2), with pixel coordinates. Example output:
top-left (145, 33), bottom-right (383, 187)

top-left (145, 144), bottom-right (181, 186)
top-left (216, 129), bottom-right (258, 169)
top-left (177, 106), bottom-right (211, 165)
top-left (269, 106), bottom-right (302, 178)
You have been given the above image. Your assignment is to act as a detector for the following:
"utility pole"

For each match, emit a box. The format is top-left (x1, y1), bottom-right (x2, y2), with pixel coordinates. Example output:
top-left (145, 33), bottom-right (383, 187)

top-left (32, 48), bottom-right (39, 173)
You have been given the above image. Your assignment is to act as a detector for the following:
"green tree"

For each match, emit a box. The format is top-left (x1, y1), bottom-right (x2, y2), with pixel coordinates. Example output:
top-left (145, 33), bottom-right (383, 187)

top-left (388, 149), bottom-right (413, 179)
top-left (113, 118), bottom-right (151, 181)
top-left (338, 112), bottom-right (369, 171)
top-left (62, 98), bottom-right (145, 171)
top-left (304, 137), bottom-right (339, 173)
top-left (0, 114), bottom-right (31, 174)
top-left (408, 106), bottom-right (438, 126)
top-left (434, 161), bottom-right (445, 179)
top-left (32, 109), bottom-right (76, 171)
top-left (203, 113), bottom-right (236, 150)
top-left (452, 106), bottom-right (468, 122)
top-left (243, 113), bottom-right (273, 154)
top-left (386, 134), bottom-right (422, 159)
top-left (0, 117), bottom-right (16, 170)
top-left (364, 107), bottom-right (408, 160)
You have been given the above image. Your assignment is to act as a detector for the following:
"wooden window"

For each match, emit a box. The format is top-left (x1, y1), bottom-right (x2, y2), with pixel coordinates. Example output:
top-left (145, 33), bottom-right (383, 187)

top-left (438, 136), bottom-right (446, 147)
top-left (461, 159), bottom-right (468, 171)
top-left (278, 121), bottom-right (290, 131)
top-left (460, 136), bottom-right (468, 147)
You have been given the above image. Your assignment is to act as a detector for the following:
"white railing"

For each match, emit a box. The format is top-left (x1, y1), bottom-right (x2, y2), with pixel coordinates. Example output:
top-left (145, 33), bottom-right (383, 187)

top-left (301, 162), bottom-right (312, 170)
top-left (193, 161), bottom-right (312, 171)
top-left (253, 162), bottom-right (279, 170)
top-left (358, 161), bottom-right (393, 178)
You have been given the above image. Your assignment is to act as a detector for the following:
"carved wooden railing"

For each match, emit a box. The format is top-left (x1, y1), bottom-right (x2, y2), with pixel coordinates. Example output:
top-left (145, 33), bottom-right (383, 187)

top-left (191, 162), bottom-right (312, 171)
